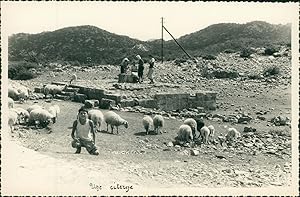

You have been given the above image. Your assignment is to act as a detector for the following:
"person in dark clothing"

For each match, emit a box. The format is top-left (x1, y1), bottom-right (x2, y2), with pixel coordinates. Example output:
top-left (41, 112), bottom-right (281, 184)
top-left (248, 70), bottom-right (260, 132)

top-left (147, 55), bottom-right (155, 84)
top-left (136, 55), bottom-right (144, 83)
top-left (120, 58), bottom-right (129, 74)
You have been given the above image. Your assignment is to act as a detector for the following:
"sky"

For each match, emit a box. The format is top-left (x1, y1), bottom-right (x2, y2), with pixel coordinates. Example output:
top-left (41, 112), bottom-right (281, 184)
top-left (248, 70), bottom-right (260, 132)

top-left (1, 2), bottom-right (298, 41)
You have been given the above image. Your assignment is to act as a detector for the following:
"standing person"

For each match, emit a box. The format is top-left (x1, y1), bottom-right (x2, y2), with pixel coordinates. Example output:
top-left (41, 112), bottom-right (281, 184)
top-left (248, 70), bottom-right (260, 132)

top-left (148, 55), bottom-right (155, 84)
top-left (120, 58), bottom-right (129, 74)
top-left (71, 107), bottom-right (99, 155)
top-left (136, 55), bottom-right (144, 83)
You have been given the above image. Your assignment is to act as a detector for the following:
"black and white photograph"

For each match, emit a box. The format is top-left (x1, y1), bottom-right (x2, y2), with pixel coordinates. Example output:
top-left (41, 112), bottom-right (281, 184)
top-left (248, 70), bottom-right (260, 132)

top-left (1, 1), bottom-right (299, 196)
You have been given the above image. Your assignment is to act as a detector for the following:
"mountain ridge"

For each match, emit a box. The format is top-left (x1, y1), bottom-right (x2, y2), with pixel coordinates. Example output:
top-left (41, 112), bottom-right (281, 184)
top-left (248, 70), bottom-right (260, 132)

top-left (8, 21), bottom-right (291, 64)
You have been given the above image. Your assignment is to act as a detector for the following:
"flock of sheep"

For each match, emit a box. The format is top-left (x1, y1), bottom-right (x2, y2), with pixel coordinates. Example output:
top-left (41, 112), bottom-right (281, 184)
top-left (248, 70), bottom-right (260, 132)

top-left (8, 95), bottom-right (241, 147)
top-left (8, 78), bottom-right (241, 147)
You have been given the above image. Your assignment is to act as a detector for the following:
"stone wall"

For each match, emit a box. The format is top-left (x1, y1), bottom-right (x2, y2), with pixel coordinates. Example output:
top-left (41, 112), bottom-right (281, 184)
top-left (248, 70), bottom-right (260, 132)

top-left (50, 82), bottom-right (216, 111)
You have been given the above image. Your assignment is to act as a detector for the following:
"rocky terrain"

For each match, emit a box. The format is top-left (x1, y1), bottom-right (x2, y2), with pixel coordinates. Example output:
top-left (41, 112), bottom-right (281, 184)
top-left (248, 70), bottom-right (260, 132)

top-left (4, 47), bottom-right (296, 195)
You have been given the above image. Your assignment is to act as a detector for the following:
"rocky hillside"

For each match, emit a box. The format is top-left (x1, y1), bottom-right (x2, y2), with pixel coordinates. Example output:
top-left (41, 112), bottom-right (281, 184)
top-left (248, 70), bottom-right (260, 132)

top-left (9, 21), bottom-right (291, 64)
top-left (151, 21), bottom-right (291, 58)
top-left (8, 25), bottom-right (150, 65)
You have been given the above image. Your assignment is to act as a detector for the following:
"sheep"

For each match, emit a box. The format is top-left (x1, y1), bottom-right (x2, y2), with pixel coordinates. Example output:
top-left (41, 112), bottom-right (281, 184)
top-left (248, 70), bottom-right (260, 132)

top-left (8, 85), bottom-right (20, 100)
top-left (8, 97), bottom-right (14, 109)
top-left (225, 128), bottom-right (241, 143)
top-left (153, 115), bottom-right (164, 134)
top-left (104, 111), bottom-right (128, 134)
top-left (70, 73), bottom-right (77, 84)
top-left (88, 109), bottom-right (104, 132)
top-left (207, 125), bottom-right (215, 141)
top-left (43, 84), bottom-right (67, 98)
top-left (8, 109), bottom-right (19, 132)
top-left (27, 104), bottom-right (43, 113)
top-left (142, 115), bottom-right (153, 135)
top-left (177, 124), bottom-right (193, 142)
top-left (28, 108), bottom-right (54, 128)
top-left (48, 104), bottom-right (60, 123)
top-left (199, 125), bottom-right (215, 144)
top-left (14, 107), bottom-right (30, 124)
top-left (183, 118), bottom-right (197, 138)
top-left (8, 83), bottom-right (30, 101)
top-left (17, 86), bottom-right (29, 101)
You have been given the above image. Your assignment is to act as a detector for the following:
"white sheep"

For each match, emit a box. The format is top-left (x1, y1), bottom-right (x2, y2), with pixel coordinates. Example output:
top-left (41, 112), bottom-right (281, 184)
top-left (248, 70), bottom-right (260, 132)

top-left (8, 83), bottom-right (30, 101)
top-left (225, 127), bottom-right (241, 142)
top-left (8, 85), bottom-right (20, 100)
top-left (14, 107), bottom-right (30, 124)
top-left (8, 109), bottom-right (19, 132)
top-left (177, 124), bottom-right (193, 142)
top-left (27, 104), bottom-right (43, 113)
top-left (200, 125), bottom-right (215, 144)
top-left (70, 73), bottom-right (77, 84)
top-left (48, 104), bottom-right (60, 123)
top-left (183, 118), bottom-right (197, 138)
top-left (29, 108), bottom-right (54, 127)
top-left (104, 111), bottom-right (128, 134)
top-left (17, 86), bottom-right (29, 101)
top-left (153, 115), bottom-right (164, 134)
top-left (207, 125), bottom-right (215, 140)
top-left (43, 84), bottom-right (67, 98)
top-left (8, 97), bottom-right (14, 109)
top-left (88, 109), bottom-right (104, 132)
top-left (142, 115), bottom-right (153, 135)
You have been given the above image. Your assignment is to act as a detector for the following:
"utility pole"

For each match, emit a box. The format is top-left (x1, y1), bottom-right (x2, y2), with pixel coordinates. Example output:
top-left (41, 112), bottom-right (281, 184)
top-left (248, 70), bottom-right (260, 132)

top-left (161, 17), bottom-right (164, 63)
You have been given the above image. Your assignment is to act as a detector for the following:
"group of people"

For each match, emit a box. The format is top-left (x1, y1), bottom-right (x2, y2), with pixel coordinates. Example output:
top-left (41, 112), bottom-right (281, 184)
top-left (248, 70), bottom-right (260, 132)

top-left (120, 54), bottom-right (155, 84)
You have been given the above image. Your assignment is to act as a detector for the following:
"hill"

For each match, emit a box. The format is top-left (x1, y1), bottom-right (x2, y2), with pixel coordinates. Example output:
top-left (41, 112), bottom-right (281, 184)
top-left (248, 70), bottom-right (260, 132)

top-left (149, 21), bottom-right (291, 59)
top-left (8, 25), bottom-right (150, 65)
top-left (8, 21), bottom-right (291, 64)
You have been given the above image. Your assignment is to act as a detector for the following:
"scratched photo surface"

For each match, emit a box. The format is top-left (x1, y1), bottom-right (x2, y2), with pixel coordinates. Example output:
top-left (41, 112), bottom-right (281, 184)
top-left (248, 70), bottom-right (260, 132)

top-left (1, 1), bottom-right (299, 196)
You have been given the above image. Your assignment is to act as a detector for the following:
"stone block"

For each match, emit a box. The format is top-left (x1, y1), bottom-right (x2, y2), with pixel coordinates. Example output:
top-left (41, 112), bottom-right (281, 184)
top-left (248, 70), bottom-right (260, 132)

top-left (34, 87), bottom-right (43, 93)
top-left (100, 98), bottom-right (116, 109)
top-left (104, 93), bottom-right (122, 103)
top-left (119, 99), bottom-right (138, 107)
top-left (138, 99), bottom-right (158, 108)
top-left (84, 99), bottom-right (100, 108)
top-left (73, 93), bottom-right (87, 103)
top-left (118, 73), bottom-right (139, 83)
top-left (64, 87), bottom-right (80, 93)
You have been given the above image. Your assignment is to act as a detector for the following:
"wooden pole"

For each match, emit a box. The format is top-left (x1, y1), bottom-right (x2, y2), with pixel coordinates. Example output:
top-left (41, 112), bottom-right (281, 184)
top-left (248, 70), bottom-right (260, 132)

top-left (163, 26), bottom-right (192, 59)
top-left (161, 17), bottom-right (164, 63)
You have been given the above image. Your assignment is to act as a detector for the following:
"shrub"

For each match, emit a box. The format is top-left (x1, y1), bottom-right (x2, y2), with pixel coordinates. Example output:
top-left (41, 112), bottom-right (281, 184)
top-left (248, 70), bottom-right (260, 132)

top-left (240, 48), bottom-right (253, 58)
top-left (264, 47), bottom-right (278, 56)
top-left (8, 61), bottom-right (38, 80)
top-left (223, 49), bottom-right (236, 53)
top-left (263, 66), bottom-right (280, 77)
top-left (202, 54), bottom-right (217, 60)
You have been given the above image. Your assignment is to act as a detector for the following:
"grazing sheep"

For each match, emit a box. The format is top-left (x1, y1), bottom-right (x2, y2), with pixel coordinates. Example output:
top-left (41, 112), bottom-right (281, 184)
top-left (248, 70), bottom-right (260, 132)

top-left (27, 104), bottom-right (43, 113)
top-left (8, 85), bottom-right (20, 100)
top-left (199, 125), bottom-right (215, 144)
top-left (177, 124), bottom-right (193, 142)
top-left (153, 115), bottom-right (164, 134)
top-left (142, 115), bottom-right (153, 135)
top-left (104, 111), bottom-right (128, 134)
top-left (88, 109), bottom-right (104, 132)
top-left (17, 86), bottom-right (29, 101)
top-left (14, 107), bottom-right (30, 124)
top-left (48, 104), bottom-right (60, 123)
top-left (8, 97), bottom-right (14, 109)
top-left (8, 109), bottom-right (19, 132)
top-left (70, 74), bottom-right (77, 84)
top-left (8, 83), bottom-right (30, 101)
top-left (207, 125), bottom-right (215, 141)
top-left (43, 84), bottom-right (67, 98)
top-left (225, 128), bottom-right (241, 142)
top-left (28, 108), bottom-right (54, 128)
top-left (195, 118), bottom-right (205, 131)
top-left (183, 118), bottom-right (197, 138)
